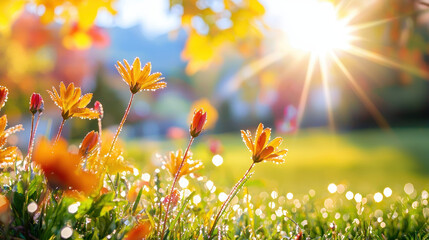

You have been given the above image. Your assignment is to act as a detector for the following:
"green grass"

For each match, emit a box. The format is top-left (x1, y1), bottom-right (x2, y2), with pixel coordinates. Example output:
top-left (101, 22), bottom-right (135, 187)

top-left (128, 127), bottom-right (429, 196)
top-left (2, 128), bottom-right (429, 239)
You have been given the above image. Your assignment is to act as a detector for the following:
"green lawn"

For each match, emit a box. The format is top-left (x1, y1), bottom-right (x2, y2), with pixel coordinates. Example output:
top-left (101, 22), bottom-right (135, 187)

top-left (127, 127), bottom-right (429, 197)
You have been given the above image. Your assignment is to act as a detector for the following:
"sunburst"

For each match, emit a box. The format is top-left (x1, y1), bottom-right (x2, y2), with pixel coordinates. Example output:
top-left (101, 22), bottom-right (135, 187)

top-left (229, 0), bottom-right (429, 131)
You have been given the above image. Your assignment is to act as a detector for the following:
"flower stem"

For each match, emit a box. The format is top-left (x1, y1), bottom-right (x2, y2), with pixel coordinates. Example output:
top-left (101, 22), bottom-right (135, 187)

top-left (28, 113), bottom-right (42, 171)
top-left (209, 162), bottom-right (255, 237)
top-left (160, 137), bottom-right (195, 239)
top-left (25, 114), bottom-right (35, 171)
top-left (106, 93), bottom-right (134, 160)
top-left (54, 119), bottom-right (66, 143)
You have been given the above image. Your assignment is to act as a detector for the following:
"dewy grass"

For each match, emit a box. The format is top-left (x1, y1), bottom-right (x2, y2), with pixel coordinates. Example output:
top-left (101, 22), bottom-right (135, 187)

top-left (0, 59), bottom-right (428, 240)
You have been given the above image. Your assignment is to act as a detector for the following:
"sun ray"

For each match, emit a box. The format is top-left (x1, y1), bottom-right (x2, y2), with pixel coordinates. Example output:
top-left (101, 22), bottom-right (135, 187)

top-left (319, 55), bottom-right (336, 131)
top-left (330, 51), bottom-right (390, 129)
top-left (297, 54), bottom-right (317, 129)
top-left (345, 45), bottom-right (429, 79)
top-left (226, 52), bottom-right (286, 93)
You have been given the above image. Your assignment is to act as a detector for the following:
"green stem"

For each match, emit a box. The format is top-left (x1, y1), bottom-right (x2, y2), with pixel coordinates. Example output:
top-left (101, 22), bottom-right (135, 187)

top-left (209, 162), bottom-right (255, 237)
top-left (160, 137), bottom-right (194, 239)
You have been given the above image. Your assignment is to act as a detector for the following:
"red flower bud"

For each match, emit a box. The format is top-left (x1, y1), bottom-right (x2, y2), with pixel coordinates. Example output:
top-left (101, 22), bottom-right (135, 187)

top-left (94, 101), bottom-right (104, 119)
top-left (294, 231), bottom-right (303, 240)
top-left (0, 86), bottom-right (8, 111)
top-left (29, 93), bottom-right (44, 114)
top-left (190, 108), bottom-right (207, 138)
top-left (162, 188), bottom-right (181, 210)
top-left (79, 131), bottom-right (99, 157)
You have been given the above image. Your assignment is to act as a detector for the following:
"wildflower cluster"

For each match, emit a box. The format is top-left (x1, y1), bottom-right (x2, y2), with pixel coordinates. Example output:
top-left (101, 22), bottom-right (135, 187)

top-left (0, 57), bottom-right (290, 239)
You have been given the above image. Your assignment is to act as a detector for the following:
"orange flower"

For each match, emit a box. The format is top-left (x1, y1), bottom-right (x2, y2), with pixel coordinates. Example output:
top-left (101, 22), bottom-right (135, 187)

top-left (188, 99), bottom-right (218, 129)
top-left (33, 138), bottom-right (100, 195)
top-left (125, 220), bottom-right (152, 240)
top-left (47, 82), bottom-right (99, 120)
top-left (241, 123), bottom-right (288, 163)
top-left (116, 58), bottom-right (166, 94)
top-left (0, 194), bottom-right (11, 225)
top-left (79, 131), bottom-right (99, 158)
top-left (0, 115), bottom-right (24, 163)
top-left (162, 149), bottom-right (203, 179)
top-left (189, 108), bottom-right (207, 138)
top-left (0, 86), bottom-right (8, 111)
top-left (127, 180), bottom-right (149, 202)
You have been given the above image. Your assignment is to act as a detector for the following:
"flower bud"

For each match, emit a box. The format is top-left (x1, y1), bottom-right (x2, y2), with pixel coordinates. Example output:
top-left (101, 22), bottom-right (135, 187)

top-left (79, 131), bottom-right (99, 157)
top-left (29, 93), bottom-right (44, 114)
top-left (162, 188), bottom-right (181, 210)
top-left (94, 101), bottom-right (104, 119)
top-left (0, 194), bottom-right (11, 225)
top-left (0, 86), bottom-right (8, 111)
top-left (190, 108), bottom-right (207, 138)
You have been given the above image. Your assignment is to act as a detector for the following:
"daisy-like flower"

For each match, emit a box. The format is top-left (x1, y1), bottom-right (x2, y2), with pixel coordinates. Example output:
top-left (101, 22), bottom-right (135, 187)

top-left (0, 115), bottom-right (24, 163)
top-left (241, 123), bottom-right (288, 163)
top-left (163, 149), bottom-right (203, 179)
top-left (33, 138), bottom-right (100, 195)
top-left (116, 58), bottom-right (166, 94)
top-left (47, 82), bottom-right (99, 120)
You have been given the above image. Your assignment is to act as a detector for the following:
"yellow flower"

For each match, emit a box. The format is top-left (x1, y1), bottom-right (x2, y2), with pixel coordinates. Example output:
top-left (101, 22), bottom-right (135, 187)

top-left (47, 82), bottom-right (99, 120)
top-left (241, 123), bottom-right (288, 163)
top-left (162, 149), bottom-right (203, 179)
top-left (116, 58), bottom-right (166, 94)
top-left (0, 115), bottom-right (23, 163)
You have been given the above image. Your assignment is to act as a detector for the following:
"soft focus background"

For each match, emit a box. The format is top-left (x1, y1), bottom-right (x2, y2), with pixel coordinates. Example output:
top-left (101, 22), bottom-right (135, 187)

top-left (1, 0), bottom-right (429, 197)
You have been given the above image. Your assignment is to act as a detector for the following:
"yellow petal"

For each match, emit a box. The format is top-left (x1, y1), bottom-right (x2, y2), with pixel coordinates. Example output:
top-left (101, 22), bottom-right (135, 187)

top-left (267, 137), bottom-right (282, 149)
top-left (0, 115), bottom-right (6, 132)
top-left (78, 93), bottom-right (93, 108)
top-left (132, 58), bottom-right (142, 83)
top-left (241, 130), bottom-right (253, 152)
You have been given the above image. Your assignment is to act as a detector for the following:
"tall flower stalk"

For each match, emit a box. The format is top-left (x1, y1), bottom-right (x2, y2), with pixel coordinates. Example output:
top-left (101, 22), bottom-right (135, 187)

top-left (209, 123), bottom-right (288, 237)
top-left (160, 108), bottom-right (207, 239)
top-left (107, 58), bottom-right (166, 159)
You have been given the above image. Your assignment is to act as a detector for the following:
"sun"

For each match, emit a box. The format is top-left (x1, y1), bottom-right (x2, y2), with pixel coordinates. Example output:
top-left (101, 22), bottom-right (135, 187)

top-left (228, 0), bottom-right (429, 132)
top-left (282, 0), bottom-right (352, 54)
